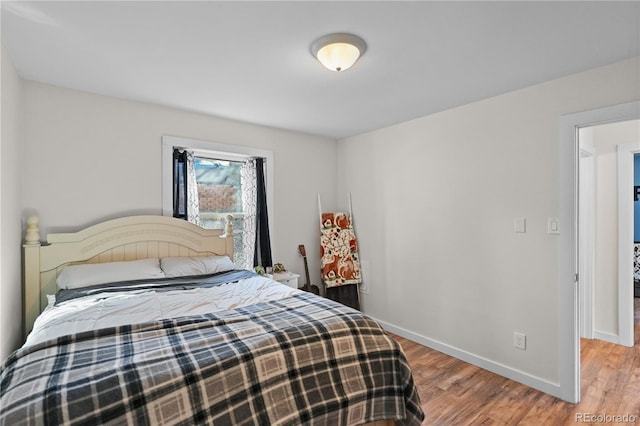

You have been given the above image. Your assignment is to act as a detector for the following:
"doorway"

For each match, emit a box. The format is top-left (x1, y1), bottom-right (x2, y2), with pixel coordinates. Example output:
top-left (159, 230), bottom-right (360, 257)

top-left (558, 100), bottom-right (640, 403)
top-left (578, 122), bottom-right (638, 347)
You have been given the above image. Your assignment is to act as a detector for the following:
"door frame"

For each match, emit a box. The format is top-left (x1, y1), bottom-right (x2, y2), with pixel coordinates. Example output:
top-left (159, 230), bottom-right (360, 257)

top-left (558, 100), bottom-right (640, 403)
top-left (578, 141), bottom-right (595, 339)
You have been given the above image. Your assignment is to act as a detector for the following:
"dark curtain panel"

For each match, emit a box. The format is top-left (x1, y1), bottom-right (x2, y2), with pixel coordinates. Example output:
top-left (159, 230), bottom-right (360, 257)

top-left (173, 149), bottom-right (188, 219)
top-left (254, 157), bottom-right (273, 267)
top-left (326, 285), bottom-right (360, 311)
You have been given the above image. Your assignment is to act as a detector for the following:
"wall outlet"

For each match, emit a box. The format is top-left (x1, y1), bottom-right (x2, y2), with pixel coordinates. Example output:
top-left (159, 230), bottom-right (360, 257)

top-left (514, 332), bottom-right (526, 350)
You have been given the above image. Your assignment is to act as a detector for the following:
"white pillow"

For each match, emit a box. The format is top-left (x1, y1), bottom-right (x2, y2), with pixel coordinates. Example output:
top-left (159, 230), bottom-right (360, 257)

top-left (57, 258), bottom-right (165, 289)
top-left (160, 255), bottom-right (237, 278)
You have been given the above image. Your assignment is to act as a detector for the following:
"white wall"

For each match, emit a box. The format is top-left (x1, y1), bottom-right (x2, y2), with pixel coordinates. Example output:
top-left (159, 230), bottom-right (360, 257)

top-left (591, 120), bottom-right (640, 337)
top-left (336, 57), bottom-right (640, 396)
top-left (1, 42), bottom-right (25, 359)
top-left (21, 81), bottom-right (337, 306)
top-left (7, 48), bottom-right (640, 400)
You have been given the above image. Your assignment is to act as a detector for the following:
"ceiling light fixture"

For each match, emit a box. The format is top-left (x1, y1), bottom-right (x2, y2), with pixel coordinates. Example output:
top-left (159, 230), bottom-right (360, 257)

top-left (310, 33), bottom-right (367, 72)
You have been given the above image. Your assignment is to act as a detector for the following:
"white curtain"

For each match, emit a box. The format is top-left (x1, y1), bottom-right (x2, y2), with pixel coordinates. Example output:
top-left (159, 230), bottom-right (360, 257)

top-left (185, 151), bottom-right (200, 225)
top-left (240, 158), bottom-right (257, 270)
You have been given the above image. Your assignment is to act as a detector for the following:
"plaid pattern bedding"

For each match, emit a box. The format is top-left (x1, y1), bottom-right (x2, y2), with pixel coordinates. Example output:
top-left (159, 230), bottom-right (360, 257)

top-left (1, 293), bottom-right (424, 425)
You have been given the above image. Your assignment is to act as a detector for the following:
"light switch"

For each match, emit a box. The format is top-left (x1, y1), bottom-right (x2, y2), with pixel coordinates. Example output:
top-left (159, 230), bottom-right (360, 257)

top-left (548, 217), bottom-right (560, 234)
top-left (514, 217), bottom-right (526, 233)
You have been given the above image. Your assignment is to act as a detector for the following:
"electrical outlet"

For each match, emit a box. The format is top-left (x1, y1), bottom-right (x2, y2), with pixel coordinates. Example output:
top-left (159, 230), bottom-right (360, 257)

top-left (514, 332), bottom-right (526, 350)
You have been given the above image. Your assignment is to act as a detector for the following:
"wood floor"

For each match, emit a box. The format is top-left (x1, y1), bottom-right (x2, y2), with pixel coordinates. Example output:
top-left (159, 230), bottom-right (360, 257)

top-left (391, 298), bottom-right (640, 425)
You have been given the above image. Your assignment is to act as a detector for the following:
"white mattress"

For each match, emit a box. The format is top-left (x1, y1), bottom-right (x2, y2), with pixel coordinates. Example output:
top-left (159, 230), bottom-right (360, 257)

top-left (25, 274), bottom-right (301, 348)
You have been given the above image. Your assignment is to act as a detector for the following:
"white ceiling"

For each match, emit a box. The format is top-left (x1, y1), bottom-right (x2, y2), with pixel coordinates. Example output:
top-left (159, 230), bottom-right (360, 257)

top-left (2, 1), bottom-right (639, 139)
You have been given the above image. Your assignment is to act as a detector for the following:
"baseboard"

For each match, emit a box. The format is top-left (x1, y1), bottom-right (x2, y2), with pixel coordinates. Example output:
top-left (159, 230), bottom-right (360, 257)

top-left (593, 330), bottom-right (620, 345)
top-left (373, 317), bottom-right (564, 401)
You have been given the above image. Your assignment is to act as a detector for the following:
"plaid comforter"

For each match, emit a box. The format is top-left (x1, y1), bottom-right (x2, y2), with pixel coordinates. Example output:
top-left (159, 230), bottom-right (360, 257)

top-left (1, 292), bottom-right (424, 425)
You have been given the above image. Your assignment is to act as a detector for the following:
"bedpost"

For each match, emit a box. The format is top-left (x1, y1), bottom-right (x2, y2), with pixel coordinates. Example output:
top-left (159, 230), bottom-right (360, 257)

top-left (23, 216), bottom-right (41, 338)
top-left (222, 214), bottom-right (234, 260)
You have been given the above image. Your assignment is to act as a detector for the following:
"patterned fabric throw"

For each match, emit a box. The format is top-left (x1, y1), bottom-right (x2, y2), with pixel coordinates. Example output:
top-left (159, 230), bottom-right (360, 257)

top-left (321, 212), bottom-right (362, 287)
top-left (635, 243), bottom-right (640, 281)
top-left (1, 293), bottom-right (424, 426)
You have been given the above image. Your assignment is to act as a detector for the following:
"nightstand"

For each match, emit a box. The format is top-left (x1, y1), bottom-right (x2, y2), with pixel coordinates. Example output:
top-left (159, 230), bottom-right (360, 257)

top-left (270, 272), bottom-right (300, 289)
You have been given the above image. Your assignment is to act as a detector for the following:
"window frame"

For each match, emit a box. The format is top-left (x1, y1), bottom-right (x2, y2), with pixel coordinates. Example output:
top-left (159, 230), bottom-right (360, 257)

top-left (161, 135), bottom-right (275, 253)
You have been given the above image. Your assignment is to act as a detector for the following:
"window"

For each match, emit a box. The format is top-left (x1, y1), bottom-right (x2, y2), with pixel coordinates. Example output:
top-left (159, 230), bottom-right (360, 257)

top-left (162, 136), bottom-right (274, 270)
top-left (194, 156), bottom-right (246, 267)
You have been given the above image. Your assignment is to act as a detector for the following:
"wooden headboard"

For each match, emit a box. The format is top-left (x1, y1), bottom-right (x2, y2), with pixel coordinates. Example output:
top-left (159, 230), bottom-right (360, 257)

top-left (22, 215), bottom-right (234, 338)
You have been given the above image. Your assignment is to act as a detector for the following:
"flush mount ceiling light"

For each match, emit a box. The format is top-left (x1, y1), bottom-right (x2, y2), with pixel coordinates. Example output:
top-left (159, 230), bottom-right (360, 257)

top-left (310, 33), bottom-right (367, 72)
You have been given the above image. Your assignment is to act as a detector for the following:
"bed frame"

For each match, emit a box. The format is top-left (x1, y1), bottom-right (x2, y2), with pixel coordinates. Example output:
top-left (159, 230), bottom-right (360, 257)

top-left (22, 214), bottom-right (234, 338)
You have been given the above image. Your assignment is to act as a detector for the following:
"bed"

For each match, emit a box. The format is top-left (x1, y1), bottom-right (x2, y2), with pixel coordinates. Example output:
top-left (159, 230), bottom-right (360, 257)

top-left (1, 215), bottom-right (424, 425)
